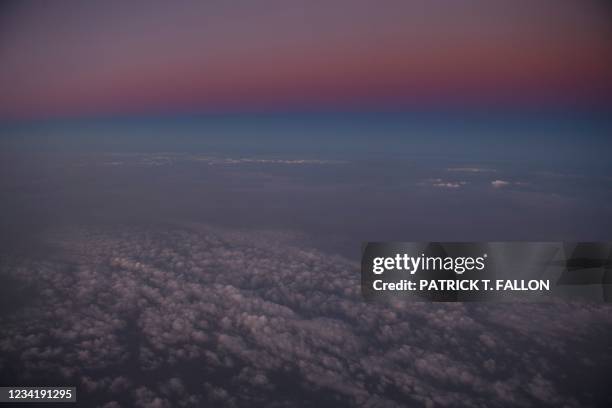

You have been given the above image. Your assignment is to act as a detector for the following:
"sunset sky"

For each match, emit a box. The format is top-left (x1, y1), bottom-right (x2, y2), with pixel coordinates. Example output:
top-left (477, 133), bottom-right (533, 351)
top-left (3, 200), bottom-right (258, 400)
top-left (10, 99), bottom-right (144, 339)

top-left (2, 3), bottom-right (612, 407)
top-left (1, 0), bottom-right (611, 120)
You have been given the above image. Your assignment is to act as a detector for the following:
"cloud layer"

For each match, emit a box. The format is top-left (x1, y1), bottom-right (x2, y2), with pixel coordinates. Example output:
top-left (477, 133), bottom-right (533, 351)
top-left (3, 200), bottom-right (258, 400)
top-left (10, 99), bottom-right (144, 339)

top-left (1, 225), bottom-right (611, 407)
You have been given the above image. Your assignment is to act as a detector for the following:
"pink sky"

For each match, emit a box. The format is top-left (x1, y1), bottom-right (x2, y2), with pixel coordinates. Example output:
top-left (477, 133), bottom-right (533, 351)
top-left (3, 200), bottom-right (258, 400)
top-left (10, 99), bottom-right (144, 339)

top-left (1, 0), bottom-right (611, 119)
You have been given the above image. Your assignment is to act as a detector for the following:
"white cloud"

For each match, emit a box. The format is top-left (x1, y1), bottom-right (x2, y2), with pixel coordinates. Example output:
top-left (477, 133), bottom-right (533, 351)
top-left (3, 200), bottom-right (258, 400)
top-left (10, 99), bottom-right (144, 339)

top-left (491, 180), bottom-right (510, 188)
top-left (433, 182), bottom-right (463, 188)
top-left (447, 167), bottom-right (496, 173)
top-left (422, 178), bottom-right (468, 189)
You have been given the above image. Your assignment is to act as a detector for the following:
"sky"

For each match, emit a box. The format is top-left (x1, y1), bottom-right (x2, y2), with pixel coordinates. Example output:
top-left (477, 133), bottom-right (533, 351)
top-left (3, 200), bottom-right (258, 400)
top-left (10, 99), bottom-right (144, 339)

top-left (1, 0), bottom-right (611, 120)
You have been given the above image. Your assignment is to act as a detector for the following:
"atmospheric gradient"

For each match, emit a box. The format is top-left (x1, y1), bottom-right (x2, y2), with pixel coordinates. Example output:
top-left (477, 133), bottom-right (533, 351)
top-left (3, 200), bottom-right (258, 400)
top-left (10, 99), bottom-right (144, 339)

top-left (1, 1), bottom-right (612, 407)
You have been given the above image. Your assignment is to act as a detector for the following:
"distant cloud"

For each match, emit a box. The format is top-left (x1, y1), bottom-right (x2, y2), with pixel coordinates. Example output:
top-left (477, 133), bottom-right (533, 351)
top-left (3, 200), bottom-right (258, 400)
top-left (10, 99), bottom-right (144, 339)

top-left (205, 158), bottom-right (346, 166)
top-left (447, 167), bottom-right (496, 173)
top-left (433, 182), bottom-right (463, 188)
top-left (491, 180), bottom-right (529, 189)
top-left (96, 153), bottom-right (346, 168)
top-left (424, 178), bottom-right (468, 189)
top-left (491, 180), bottom-right (510, 188)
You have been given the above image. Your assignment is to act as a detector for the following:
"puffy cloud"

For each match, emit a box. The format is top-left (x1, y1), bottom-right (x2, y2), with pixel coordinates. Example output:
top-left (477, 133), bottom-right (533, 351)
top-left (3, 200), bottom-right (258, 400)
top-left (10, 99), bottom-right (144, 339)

top-left (0, 225), bottom-right (610, 407)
